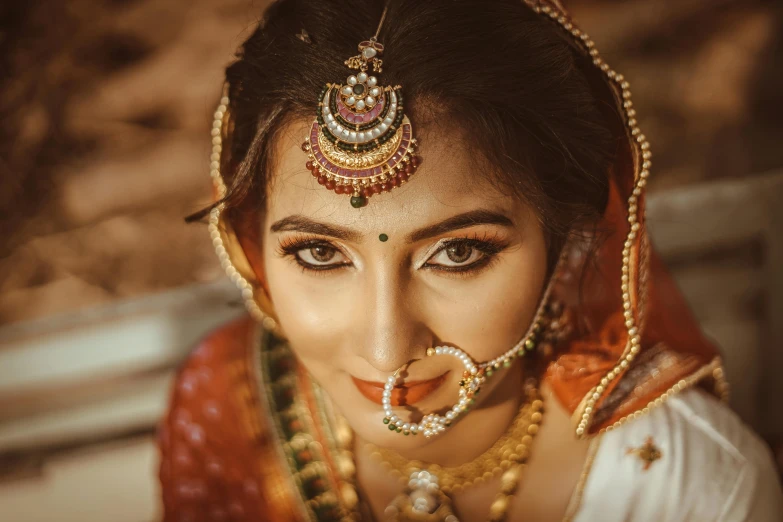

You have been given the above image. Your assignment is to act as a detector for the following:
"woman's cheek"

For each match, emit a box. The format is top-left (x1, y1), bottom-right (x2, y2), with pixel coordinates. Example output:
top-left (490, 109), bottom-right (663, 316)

top-left (421, 256), bottom-right (545, 362)
top-left (264, 261), bottom-right (356, 363)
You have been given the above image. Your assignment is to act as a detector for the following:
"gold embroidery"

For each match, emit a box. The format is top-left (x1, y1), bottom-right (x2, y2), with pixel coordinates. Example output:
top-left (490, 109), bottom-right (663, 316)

top-left (626, 436), bottom-right (662, 471)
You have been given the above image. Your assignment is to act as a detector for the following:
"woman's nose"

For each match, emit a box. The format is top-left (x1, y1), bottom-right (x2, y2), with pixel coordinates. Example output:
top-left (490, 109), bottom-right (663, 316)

top-left (355, 270), bottom-right (431, 374)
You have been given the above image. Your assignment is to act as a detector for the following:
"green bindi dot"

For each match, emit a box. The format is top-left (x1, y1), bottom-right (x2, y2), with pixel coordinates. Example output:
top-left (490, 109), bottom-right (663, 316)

top-left (379, 233), bottom-right (389, 242)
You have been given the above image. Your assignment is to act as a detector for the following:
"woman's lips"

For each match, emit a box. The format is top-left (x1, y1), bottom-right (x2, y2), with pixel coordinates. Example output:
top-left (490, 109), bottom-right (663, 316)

top-left (352, 373), bottom-right (449, 406)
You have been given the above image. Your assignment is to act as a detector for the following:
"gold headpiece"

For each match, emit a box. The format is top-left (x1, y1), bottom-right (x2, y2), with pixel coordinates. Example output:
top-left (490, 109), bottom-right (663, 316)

top-left (301, 11), bottom-right (420, 208)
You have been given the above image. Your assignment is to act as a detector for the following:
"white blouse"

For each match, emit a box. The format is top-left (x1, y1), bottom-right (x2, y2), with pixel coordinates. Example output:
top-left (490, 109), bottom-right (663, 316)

top-left (568, 389), bottom-right (783, 521)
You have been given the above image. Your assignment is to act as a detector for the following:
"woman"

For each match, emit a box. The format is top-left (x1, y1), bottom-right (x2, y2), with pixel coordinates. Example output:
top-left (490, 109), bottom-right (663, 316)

top-left (158, 0), bottom-right (783, 520)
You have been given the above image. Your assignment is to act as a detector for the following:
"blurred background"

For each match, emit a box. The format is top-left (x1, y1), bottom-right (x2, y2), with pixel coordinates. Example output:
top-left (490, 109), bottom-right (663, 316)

top-left (0, 0), bottom-right (781, 520)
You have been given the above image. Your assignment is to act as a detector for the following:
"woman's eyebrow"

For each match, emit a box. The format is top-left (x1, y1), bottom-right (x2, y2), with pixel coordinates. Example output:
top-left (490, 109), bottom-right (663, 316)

top-left (406, 209), bottom-right (514, 242)
top-left (270, 209), bottom-right (513, 243)
top-left (269, 215), bottom-right (362, 241)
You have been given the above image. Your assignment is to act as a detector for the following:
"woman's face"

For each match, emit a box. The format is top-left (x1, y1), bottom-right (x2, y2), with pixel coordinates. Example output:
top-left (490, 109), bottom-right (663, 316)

top-left (260, 119), bottom-right (548, 448)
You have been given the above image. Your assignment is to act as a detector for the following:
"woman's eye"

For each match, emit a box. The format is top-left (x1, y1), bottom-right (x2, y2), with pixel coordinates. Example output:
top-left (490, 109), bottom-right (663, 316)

top-left (295, 244), bottom-right (348, 267)
top-left (426, 242), bottom-right (487, 268)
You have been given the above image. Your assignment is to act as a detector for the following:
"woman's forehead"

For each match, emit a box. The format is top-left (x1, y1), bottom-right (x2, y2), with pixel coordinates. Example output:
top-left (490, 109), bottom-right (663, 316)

top-left (265, 120), bottom-right (525, 235)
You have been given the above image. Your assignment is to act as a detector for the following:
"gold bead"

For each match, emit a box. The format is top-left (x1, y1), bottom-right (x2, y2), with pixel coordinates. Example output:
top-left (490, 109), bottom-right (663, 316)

top-left (489, 496), bottom-right (510, 520)
top-left (527, 424), bottom-right (539, 435)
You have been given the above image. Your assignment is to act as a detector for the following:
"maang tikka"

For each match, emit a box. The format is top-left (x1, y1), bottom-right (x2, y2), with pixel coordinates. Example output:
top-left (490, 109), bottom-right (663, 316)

top-left (301, 8), bottom-right (421, 208)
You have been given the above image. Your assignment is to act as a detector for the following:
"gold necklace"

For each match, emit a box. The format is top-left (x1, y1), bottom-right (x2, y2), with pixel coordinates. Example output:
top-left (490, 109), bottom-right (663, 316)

top-left (367, 382), bottom-right (544, 521)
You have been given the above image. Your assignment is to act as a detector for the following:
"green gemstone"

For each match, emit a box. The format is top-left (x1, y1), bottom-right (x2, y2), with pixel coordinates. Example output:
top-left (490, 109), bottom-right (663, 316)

top-left (353, 84), bottom-right (365, 95)
top-left (517, 349), bottom-right (526, 357)
top-left (525, 339), bottom-right (535, 350)
top-left (350, 195), bottom-right (367, 208)
top-left (503, 360), bottom-right (511, 368)
top-left (382, 417), bottom-right (390, 424)
top-left (486, 369), bottom-right (494, 377)
top-left (403, 430), bottom-right (410, 436)
top-left (379, 233), bottom-right (389, 242)
top-left (396, 426), bottom-right (402, 432)
top-left (388, 424), bottom-right (396, 431)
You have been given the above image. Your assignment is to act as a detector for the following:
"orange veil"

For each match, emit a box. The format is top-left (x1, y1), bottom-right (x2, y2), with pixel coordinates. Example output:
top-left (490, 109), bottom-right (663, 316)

top-left (529, 1), bottom-right (727, 435)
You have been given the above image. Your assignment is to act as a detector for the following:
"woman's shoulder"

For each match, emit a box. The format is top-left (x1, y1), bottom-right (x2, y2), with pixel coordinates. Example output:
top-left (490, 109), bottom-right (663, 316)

top-left (157, 315), bottom-right (279, 521)
top-left (572, 388), bottom-right (783, 521)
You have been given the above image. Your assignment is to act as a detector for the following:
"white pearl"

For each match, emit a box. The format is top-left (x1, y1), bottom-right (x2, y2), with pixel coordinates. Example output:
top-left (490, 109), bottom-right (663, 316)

top-left (341, 85), bottom-right (352, 95)
top-left (347, 76), bottom-right (358, 85)
top-left (410, 425), bottom-right (418, 433)
top-left (390, 92), bottom-right (397, 103)
top-left (367, 76), bottom-right (377, 87)
top-left (383, 116), bottom-right (393, 125)
top-left (370, 87), bottom-right (380, 97)
top-left (355, 100), bottom-right (365, 110)
top-left (357, 72), bottom-right (368, 83)
top-left (349, 131), bottom-right (357, 141)
top-left (365, 96), bottom-right (375, 107)
top-left (435, 347), bottom-right (443, 355)
top-left (372, 127), bottom-right (382, 137)
top-left (470, 367), bottom-right (478, 375)
top-left (346, 96), bottom-right (356, 106)
top-left (326, 114), bottom-right (334, 123)
top-left (402, 423), bottom-right (410, 430)
top-left (445, 411), bottom-right (455, 421)
top-left (358, 131), bottom-right (366, 141)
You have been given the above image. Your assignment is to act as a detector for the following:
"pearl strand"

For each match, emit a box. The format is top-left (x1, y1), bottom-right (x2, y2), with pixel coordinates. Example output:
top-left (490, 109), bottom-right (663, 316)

top-left (208, 89), bottom-right (278, 332)
top-left (532, 1), bottom-right (648, 438)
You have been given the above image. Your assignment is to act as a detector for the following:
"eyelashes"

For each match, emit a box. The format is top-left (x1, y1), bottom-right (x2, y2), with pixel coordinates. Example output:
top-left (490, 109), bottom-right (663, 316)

top-left (277, 234), bottom-right (351, 272)
top-left (276, 231), bottom-right (510, 277)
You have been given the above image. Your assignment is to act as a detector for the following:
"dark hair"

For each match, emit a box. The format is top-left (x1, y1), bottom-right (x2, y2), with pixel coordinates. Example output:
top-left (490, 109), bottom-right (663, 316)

top-left (195, 0), bottom-right (619, 269)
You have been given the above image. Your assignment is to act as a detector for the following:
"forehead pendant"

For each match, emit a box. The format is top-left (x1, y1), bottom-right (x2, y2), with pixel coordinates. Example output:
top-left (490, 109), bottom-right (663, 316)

top-left (302, 36), bottom-right (420, 208)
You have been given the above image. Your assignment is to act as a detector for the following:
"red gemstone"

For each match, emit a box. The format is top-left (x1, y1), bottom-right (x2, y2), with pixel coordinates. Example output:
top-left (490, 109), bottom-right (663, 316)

top-left (398, 172), bottom-right (409, 182)
top-left (371, 184), bottom-right (382, 194)
top-left (306, 161), bottom-right (315, 170)
top-left (390, 176), bottom-right (400, 187)
top-left (411, 155), bottom-right (420, 167)
top-left (325, 180), bottom-right (335, 190)
top-left (381, 182), bottom-right (390, 192)
top-left (335, 185), bottom-right (345, 194)
top-left (317, 175), bottom-right (327, 185)
top-left (312, 168), bottom-right (320, 177)
top-left (405, 163), bottom-right (414, 174)
top-left (361, 187), bottom-right (371, 197)
top-left (301, 142), bottom-right (309, 152)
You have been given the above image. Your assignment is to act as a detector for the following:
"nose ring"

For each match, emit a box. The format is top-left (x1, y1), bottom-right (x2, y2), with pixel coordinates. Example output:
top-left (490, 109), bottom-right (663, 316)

top-left (381, 346), bottom-right (486, 438)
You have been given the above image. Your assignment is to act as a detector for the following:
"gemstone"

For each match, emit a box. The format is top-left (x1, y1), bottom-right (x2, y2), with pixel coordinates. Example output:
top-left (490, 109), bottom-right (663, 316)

top-left (379, 233), bottom-right (389, 242)
top-left (350, 195), bottom-right (367, 208)
top-left (353, 83), bottom-right (365, 95)
top-left (383, 417), bottom-right (390, 424)
top-left (362, 47), bottom-right (377, 60)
